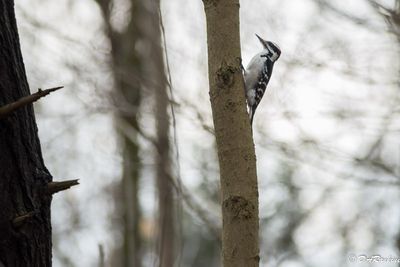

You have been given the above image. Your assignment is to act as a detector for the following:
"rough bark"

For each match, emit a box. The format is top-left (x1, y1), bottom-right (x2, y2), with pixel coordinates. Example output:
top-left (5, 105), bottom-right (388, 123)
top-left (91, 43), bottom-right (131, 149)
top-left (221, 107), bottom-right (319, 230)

top-left (202, 0), bottom-right (260, 266)
top-left (0, 1), bottom-right (53, 266)
top-left (147, 1), bottom-right (175, 266)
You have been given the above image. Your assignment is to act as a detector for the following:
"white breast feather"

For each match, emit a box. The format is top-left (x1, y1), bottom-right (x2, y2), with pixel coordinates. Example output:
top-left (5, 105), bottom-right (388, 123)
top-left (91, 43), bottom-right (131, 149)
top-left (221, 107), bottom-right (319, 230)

top-left (244, 52), bottom-right (267, 90)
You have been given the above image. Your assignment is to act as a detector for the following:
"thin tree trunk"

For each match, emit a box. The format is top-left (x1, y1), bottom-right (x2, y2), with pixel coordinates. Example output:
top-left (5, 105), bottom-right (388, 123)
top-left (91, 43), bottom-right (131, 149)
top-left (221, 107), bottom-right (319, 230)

top-left (0, 1), bottom-right (52, 265)
top-left (154, 64), bottom-right (174, 267)
top-left (202, 0), bottom-right (260, 266)
top-left (120, 138), bottom-right (141, 267)
top-left (145, 1), bottom-right (175, 266)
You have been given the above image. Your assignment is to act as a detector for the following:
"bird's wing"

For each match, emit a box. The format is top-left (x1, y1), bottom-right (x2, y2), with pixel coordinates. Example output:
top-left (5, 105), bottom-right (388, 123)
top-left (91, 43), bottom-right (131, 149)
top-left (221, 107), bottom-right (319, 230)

top-left (253, 60), bottom-right (273, 109)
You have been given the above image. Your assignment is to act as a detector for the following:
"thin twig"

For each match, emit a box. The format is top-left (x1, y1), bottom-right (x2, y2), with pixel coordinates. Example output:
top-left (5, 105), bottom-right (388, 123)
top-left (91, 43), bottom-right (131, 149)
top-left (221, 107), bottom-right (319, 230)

top-left (159, 6), bottom-right (185, 267)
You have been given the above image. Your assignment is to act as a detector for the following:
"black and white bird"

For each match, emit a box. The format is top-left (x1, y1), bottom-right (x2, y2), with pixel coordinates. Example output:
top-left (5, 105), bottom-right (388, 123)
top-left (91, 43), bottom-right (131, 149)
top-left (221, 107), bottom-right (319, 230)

top-left (244, 34), bottom-right (281, 126)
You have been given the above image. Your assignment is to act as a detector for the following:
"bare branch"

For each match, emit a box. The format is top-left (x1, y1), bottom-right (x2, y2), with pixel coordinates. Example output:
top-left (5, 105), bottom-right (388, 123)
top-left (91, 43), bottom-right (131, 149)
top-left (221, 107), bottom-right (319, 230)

top-left (315, 0), bottom-right (380, 31)
top-left (47, 179), bottom-right (79, 195)
top-left (12, 211), bottom-right (36, 227)
top-left (0, 86), bottom-right (64, 119)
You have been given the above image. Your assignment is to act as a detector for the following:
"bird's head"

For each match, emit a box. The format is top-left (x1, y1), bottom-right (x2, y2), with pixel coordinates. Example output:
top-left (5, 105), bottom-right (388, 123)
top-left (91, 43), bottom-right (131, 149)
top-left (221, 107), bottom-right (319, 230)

top-left (255, 34), bottom-right (281, 62)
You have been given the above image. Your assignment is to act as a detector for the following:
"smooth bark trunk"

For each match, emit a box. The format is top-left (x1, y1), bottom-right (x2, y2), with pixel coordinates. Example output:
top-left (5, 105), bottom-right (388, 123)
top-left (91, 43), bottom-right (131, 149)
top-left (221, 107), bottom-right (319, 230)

top-left (202, 0), bottom-right (260, 266)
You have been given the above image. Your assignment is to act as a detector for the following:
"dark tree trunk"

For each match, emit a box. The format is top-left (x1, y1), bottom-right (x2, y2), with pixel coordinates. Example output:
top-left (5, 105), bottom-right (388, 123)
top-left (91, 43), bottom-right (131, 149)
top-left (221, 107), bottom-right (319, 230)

top-left (0, 1), bottom-right (53, 266)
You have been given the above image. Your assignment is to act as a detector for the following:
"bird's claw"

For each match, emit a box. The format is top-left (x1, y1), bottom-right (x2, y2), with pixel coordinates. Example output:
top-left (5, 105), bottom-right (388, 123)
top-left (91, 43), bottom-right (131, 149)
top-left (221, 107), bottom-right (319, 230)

top-left (236, 57), bottom-right (245, 72)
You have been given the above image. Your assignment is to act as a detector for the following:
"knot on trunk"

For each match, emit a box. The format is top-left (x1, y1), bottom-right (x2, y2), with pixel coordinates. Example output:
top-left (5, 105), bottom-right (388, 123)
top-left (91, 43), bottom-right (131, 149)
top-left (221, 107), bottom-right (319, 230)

top-left (223, 196), bottom-right (255, 221)
top-left (202, 0), bottom-right (217, 9)
top-left (216, 62), bottom-right (236, 89)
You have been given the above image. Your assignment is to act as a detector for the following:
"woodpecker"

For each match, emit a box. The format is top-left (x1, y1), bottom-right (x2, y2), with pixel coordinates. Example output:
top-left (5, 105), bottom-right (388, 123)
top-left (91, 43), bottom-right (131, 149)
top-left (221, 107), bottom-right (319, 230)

top-left (244, 34), bottom-right (281, 126)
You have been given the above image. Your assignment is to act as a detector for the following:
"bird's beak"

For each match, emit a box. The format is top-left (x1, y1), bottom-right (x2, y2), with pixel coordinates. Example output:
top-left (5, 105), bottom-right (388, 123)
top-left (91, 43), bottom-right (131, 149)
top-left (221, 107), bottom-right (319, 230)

top-left (255, 34), bottom-right (268, 49)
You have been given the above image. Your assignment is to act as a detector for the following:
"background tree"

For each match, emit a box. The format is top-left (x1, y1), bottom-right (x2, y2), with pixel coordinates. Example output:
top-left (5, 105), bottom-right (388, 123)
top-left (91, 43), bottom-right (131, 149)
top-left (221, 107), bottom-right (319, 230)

top-left (147, 1), bottom-right (176, 266)
top-left (95, 0), bottom-right (145, 266)
top-left (95, 0), bottom-right (175, 266)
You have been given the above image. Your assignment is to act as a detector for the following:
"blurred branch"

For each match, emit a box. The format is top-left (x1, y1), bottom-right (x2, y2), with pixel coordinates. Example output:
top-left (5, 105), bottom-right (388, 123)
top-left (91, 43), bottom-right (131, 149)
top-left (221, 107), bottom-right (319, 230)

top-left (165, 171), bottom-right (221, 241)
top-left (116, 117), bottom-right (158, 148)
top-left (368, 0), bottom-right (400, 36)
top-left (259, 137), bottom-right (400, 187)
top-left (118, 114), bottom-right (220, 237)
top-left (179, 98), bottom-right (215, 135)
top-left (315, 0), bottom-right (380, 31)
